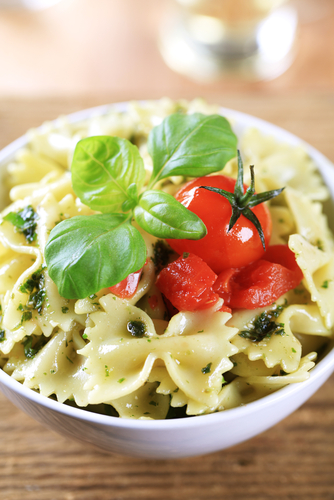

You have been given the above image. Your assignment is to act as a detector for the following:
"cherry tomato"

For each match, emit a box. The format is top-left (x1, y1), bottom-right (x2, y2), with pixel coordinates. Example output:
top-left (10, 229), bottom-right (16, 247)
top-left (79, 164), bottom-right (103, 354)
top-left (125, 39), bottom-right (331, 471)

top-left (213, 245), bottom-right (303, 309)
top-left (167, 175), bottom-right (272, 274)
top-left (156, 252), bottom-right (219, 311)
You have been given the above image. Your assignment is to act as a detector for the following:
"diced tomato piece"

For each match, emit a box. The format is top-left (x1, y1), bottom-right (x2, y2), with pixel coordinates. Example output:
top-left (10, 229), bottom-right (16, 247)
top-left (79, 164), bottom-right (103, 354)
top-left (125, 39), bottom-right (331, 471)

top-left (218, 303), bottom-right (232, 314)
top-left (109, 267), bottom-right (143, 299)
top-left (213, 245), bottom-right (303, 309)
top-left (156, 253), bottom-right (219, 311)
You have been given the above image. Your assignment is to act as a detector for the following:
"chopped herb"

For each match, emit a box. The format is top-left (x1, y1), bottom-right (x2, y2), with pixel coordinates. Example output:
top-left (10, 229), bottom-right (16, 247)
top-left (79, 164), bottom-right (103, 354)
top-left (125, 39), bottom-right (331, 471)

top-left (3, 205), bottom-right (38, 243)
top-left (292, 347), bottom-right (297, 353)
top-left (0, 329), bottom-right (5, 342)
top-left (19, 266), bottom-right (47, 317)
top-left (149, 400), bottom-right (158, 406)
top-left (197, 330), bottom-right (204, 333)
top-left (151, 240), bottom-right (173, 273)
top-left (105, 365), bottom-right (110, 377)
top-left (316, 239), bottom-right (324, 251)
top-left (201, 362), bottom-right (212, 374)
top-left (62, 306), bottom-right (69, 314)
top-left (22, 335), bottom-right (47, 359)
top-left (66, 356), bottom-right (74, 364)
top-left (82, 333), bottom-right (88, 340)
top-left (89, 294), bottom-right (97, 299)
top-left (182, 252), bottom-right (190, 259)
top-left (118, 378), bottom-right (125, 383)
top-left (239, 303), bottom-right (287, 342)
top-left (21, 311), bottom-right (32, 323)
top-left (321, 280), bottom-right (331, 289)
top-left (127, 320), bottom-right (146, 338)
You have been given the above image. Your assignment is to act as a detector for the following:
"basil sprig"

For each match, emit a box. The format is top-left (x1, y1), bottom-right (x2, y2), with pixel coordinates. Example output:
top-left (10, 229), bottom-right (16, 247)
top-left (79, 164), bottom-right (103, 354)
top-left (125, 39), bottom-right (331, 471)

top-left (45, 112), bottom-right (237, 299)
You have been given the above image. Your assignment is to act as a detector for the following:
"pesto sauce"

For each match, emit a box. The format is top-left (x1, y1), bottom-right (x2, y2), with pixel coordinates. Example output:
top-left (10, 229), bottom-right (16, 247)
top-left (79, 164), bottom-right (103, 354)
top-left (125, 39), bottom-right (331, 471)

top-left (239, 302), bottom-right (287, 342)
top-left (201, 362), bottom-right (212, 374)
top-left (19, 266), bottom-right (47, 322)
top-left (22, 335), bottom-right (48, 359)
top-left (151, 240), bottom-right (173, 273)
top-left (127, 320), bottom-right (146, 338)
top-left (3, 205), bottom-right (38, 244)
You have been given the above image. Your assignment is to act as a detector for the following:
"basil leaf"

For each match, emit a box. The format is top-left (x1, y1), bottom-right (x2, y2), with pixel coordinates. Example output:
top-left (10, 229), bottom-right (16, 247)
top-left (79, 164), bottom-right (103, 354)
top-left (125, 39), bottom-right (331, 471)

top-left (147, 113), bottom-right (237, 186)
top-left (71, 136), bottom-right (145, 213)
top-left (134, 190), bottom-right (207, 239)
top-left (45, 214), bottom-right (146, 299)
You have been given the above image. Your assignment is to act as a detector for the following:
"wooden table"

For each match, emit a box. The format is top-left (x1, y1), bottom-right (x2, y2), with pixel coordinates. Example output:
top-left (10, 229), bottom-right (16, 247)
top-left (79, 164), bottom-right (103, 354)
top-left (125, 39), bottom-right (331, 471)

top-left (0, 1), bottom-right (334, 497)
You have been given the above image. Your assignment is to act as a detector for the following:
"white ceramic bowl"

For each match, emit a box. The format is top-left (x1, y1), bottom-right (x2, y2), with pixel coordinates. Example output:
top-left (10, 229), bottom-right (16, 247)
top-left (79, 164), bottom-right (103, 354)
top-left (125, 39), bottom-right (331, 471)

top-left (0, 103), bottom-right (334, 459)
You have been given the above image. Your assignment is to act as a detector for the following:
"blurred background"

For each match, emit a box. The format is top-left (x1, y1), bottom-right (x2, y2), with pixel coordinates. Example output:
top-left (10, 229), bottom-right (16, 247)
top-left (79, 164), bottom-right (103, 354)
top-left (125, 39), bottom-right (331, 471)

top-left (0, 0), bottom-right (332, 155)
top-left (0, 1), bottom-right (334, 500)
top-left (0, 0), bottom-right (332, 97)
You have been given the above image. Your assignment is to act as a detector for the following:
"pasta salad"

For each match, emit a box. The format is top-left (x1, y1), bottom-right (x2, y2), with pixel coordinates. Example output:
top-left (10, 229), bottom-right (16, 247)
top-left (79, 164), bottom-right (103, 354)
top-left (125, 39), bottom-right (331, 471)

top-left (0, 98), bottom-right (333, 420)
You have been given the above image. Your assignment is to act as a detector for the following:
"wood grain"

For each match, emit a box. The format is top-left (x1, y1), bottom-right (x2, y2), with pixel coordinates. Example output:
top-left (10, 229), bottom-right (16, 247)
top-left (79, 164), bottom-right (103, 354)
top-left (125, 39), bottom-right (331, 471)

top-left (0, 94), bottom-right (333, 500)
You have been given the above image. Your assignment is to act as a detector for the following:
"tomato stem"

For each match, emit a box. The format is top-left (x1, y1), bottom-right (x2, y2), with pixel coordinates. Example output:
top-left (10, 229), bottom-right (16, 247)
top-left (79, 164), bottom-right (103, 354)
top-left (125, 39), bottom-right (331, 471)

top-left (200, 150), bottom-right (284, 250)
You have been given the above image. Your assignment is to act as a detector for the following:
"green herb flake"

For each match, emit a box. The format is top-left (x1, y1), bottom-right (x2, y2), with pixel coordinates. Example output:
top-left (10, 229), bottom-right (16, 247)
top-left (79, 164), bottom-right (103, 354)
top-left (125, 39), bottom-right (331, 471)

top-left (201, 362), bottom-right (212, 374)
top-left (127, 320), bottom-right (146, 338)
top-left (321, 280), bottom-right (331, 289)
top-left (294, 287), bottom-right (306, 295)
top-left (21, 311), bottom-right (32, 323)
top-left (3, 205), bottom-right (38, 244)
top-left (82, 333), bottom-right (88, 340)
top-left (19, 266), bottom-right (47, 318)
top-left (105, 365), bottom-right (110, 377)
top-left (66, 356), bottom-right (74, 364)
top-left (118, 378), bottom-right (125, 383)
top-left (291, 347), bottom-right (297, 353)
top-left (149, 400), bottom-right (158, 406)
top-left (22, 335), bottom-right (47, 359)
top-left (239, 302), bottom-right (287, 342)
top-left (316, 239), bottom-right (324, 251)
top-left (0, 329), bottom-right (6, 343)
top-left (62, 306), bottom-right (69, 314)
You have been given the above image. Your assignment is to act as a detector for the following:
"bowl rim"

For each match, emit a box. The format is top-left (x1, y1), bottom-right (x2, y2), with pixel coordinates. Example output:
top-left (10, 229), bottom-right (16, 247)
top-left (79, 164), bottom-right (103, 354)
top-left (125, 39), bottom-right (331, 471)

top-left (0, 101), bottom-right (334, 430)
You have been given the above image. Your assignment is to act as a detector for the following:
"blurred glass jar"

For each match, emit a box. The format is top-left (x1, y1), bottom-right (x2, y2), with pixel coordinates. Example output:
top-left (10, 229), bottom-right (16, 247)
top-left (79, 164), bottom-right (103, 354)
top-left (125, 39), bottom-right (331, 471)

top-left (159, 0), bottom-right (298, 81)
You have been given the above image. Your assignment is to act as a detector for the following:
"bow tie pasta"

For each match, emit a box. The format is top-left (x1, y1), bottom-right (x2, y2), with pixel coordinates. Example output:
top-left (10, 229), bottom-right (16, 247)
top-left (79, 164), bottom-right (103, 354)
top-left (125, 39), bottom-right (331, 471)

top-left (0, 99), bottom-right (333, 420)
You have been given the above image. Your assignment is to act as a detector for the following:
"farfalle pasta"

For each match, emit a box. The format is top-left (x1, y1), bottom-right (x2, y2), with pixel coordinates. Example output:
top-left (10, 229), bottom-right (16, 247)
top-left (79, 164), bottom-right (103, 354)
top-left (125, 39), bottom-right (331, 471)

top-left (0, 99), bottom-right (333, 420)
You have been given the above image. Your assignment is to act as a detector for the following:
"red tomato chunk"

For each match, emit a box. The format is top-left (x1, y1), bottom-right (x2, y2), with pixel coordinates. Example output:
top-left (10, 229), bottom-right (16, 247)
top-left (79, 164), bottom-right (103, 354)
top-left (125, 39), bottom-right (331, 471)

top-left (156, 253), bottom-right (219, 312)
top-left (109, 267), bottom-right (143, 299)
top-left (213, 245), bottom-right (303, 309)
